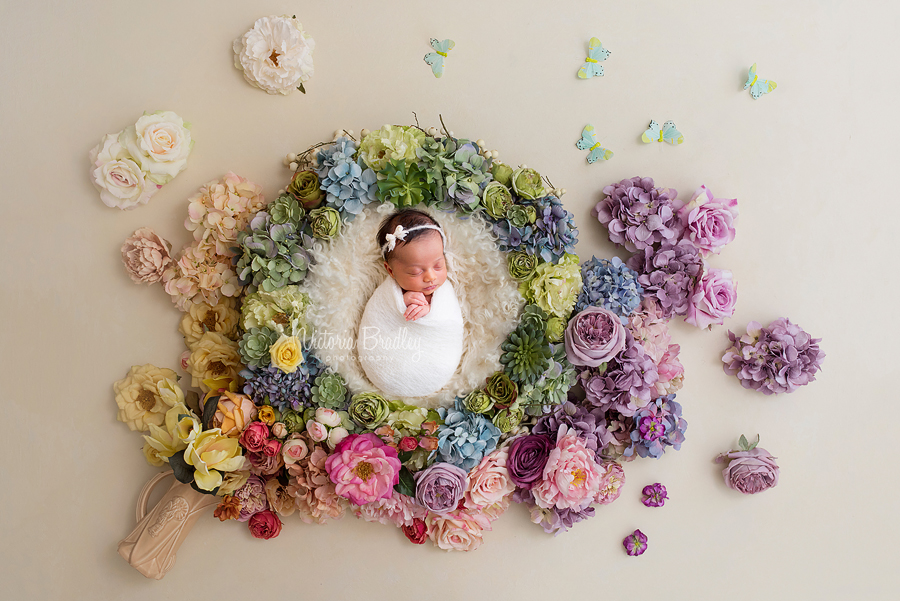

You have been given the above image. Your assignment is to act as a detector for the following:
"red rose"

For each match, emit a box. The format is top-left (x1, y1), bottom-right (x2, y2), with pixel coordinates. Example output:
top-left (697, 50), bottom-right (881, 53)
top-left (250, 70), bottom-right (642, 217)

top-left (401, 518), bottom-right (428, 544)
top-left (399, 437), bottom-right (419, 452)
top-left (248, 509), bottom-right (282, 540)
top-left (239, 421), bottom-right (269, 453)
top-left (263, 438), bottom-right (282, 457)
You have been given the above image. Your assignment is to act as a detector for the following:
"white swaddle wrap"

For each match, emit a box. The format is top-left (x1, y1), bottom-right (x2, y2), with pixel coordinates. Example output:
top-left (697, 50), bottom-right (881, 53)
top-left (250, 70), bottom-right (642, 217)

top-left (357, 277), bottom-right (464, 398)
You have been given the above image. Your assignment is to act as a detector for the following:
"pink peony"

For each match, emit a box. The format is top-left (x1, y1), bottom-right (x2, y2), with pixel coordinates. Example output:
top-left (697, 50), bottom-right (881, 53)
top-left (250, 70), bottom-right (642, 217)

top-left (185, 172), bottom-right (266, 257)
top-left (655, 344), bottom-right (685, 396)
top-left (352, 489), bottom-right (427, 527)
top-left (464, 447), bottom-right (515, 510)
top-left (121, 227), bottom-right (173, 284)
top-left (676, 185), bottom-right (738, 256)
top-left (626, 297), bottom-right (671, 364)
top-left (325, 433), bottom-right (401, 506)
top-left (595, 461), bottom-right (626, 504)
top-left (685, 268), bottom-right (737, 329)
top-left (532, 428), bottom-right (604, 510)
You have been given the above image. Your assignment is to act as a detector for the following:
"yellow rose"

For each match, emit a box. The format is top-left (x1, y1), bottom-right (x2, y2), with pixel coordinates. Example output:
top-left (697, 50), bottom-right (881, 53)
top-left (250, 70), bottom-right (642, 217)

top-left (142, 439), bottom-right (168, 467)
top-left (258, 405), bottom-right (277, 426)
top-left (184, 428), bottom-right (245, 491)
top-left (270, 334), bottom-right (303, 374)
top-left (143, 402), bottom-right (199, 459)
top-left (113, 365), bottom-right (180, 431)
top-left (179, 299), bottom-right (240, 349)
top-left (186, 331), bottom-right (243, 391)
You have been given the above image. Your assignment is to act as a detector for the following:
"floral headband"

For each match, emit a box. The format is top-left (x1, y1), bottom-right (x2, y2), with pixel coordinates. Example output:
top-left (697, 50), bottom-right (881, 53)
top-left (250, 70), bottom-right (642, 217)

top-left (381, 224), bottom-right (446, 256)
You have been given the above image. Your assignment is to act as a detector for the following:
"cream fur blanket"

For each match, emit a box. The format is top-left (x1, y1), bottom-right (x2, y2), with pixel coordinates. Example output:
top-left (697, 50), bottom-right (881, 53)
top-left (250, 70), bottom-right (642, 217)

top-left (302, 202), bottom-right (523, 409)
top-left (357, 277), bottom-right (464, 398)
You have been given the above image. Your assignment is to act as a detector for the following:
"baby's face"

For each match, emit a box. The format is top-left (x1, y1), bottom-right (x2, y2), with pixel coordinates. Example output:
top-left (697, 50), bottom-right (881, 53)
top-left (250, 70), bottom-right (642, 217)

top-left (384, 232), bottom-right (447, 295)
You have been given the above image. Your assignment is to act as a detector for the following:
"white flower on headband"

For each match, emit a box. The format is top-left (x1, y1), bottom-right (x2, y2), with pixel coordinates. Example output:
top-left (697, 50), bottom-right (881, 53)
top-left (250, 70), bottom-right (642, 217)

top-left (383, 225), bottom-right (408, 252)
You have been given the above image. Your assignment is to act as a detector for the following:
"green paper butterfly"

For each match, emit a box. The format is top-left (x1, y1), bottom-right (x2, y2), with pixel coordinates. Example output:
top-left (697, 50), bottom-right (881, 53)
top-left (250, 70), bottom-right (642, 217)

top-left (641, 120), bottom-right (684, 145)
top-left (744, 63), bottom-right (777, 99)
top-left (577, 37), bottom-right (610, 79)
top-left (576, 125), bottom-right (614, 163)
top-left (424, 38), bottom-right (455, 78)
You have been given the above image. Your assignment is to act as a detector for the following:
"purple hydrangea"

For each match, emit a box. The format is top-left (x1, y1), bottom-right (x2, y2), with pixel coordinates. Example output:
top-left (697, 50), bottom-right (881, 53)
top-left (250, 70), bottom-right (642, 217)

top-left (574, 256), bottom-right (644, 317)
top-left (625, 395), bottom-right (687, 459)
top-left (594, 176), bottom-right (681, 252)
top-left (594, 409), bottom-right (635, 461)
top-left (533, 401), bottom-right (606, 462)
top-left (723, 318), bottom-right (824, 394)
top-left (492, 219), bottom-right (535, 254)
top-left (516, 490), bottom-right (597, 535)
top-left (627, 240), bottom-right (703, 318)
top-left (532, 194), bottom-right (579, 262)
top-left (240, 347), bottom-right (323, 412)
top-left (641, 483), bottom-right (668, 507)
top-left (581, 331), bottom-right (659, 416)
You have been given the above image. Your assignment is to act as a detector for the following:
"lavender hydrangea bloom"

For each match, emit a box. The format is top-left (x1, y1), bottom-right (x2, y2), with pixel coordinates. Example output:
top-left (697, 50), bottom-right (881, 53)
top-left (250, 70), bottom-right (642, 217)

top-left (315, 137), bottom-right (378, 217)
top-left (625, 395), bottom-right (687, 459)
top-left (240, 347), bottom-right (323, 411)
top-left (594, 409), bottom-right (635, 461)
top-left (435, 400), bottom-right (501, 472)
top-left (492, 218), bottom-right (535, 254)
top-left (533, 401), bottom-right (606, 462)
top-left (532, 195), bottom-right (579, 262)
top-left (581, 331), bottom-right (659, 416)
top-left (594, 176), bottom-right (681, 252)
top-left (627, 240), bottom-right (703, 318)
top-left (723, 318), bottom-right (824, 394)
top-left (574, 256), bottom-right (644, 316)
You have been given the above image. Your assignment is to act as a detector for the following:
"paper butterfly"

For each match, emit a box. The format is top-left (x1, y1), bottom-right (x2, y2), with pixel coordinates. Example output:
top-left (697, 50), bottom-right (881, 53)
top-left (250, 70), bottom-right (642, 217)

top-left (576, 125), bottom-right (614, 163)
top-left (641, 120), bottom-right (684, 145)
top-left (424, 38), bottom-right (455, 78)
top-left (577, 37), bottom-right (610, 79)
top-left (744, 63), bottom-right (777, 99)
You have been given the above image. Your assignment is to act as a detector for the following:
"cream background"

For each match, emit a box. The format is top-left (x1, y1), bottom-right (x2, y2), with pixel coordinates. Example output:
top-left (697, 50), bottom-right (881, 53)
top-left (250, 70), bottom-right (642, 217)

top-left (1, 0), bottom-right (896, 599)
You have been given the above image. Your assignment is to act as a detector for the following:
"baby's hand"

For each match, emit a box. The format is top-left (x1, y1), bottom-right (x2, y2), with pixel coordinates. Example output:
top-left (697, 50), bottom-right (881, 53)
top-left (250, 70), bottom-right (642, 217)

top-left (403, 291), bottom-right (430, 321)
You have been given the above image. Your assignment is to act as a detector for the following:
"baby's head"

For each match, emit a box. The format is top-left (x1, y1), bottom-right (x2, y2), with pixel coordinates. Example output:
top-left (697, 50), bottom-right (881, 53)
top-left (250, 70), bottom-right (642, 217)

top-left (377, 209), bottom-right (447, 295)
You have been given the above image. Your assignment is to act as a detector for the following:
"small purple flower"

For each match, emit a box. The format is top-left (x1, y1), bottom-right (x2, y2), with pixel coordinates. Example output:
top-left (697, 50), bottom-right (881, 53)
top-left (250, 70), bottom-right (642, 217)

top-left (641, 483), bottom-right (668, 507)
top-left (639, 415), bottom-right (666, 441)
top-left (623, 529), bottom-right (648, 556)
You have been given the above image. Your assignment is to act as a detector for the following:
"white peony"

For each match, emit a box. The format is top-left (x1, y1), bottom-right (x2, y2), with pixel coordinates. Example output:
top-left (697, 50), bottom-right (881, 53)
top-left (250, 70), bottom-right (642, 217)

top-left (89, 132), bottom-right (158, 210)
top-left (120, 111), bottom-right (193, 185)
top-left (233, 15), bottom-right (315, 95)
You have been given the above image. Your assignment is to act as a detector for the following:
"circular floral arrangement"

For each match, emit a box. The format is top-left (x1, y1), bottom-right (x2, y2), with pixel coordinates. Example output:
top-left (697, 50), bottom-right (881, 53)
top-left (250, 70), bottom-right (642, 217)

top-left (115, 123), bottom-right (696, 553)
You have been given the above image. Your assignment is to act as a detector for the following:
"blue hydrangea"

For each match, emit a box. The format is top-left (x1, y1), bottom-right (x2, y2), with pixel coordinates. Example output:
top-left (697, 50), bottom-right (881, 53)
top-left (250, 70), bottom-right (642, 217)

top-left (532, 195), bottom-right (578, 262)
top-left (240, 346), bottom-right (324, 412)
top-left (624, 395), bottom-right (687, 459)
top-left (435, 399), bottom-right (501, 472)
top-left (574, 256), bottom-right (644, 317)
top-left (315, 137), bottom-right (377, 218)
top-left (492, 219), bottom-right (535, 254)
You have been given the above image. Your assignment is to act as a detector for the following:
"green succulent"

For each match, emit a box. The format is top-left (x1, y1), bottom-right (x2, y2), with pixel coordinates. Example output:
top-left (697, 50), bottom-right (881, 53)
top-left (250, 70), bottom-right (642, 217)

top-left (416, 136), bottom-right (456, 191)
top-left (517, 343), bottom-right (578, 416)
top-left (377, 159), bottom-right (431, 208)
top-left (348, 392), bottom-right (391, 429)
top-left (506, 204), bottom-right (536, 228)
top-left (519, 304), bottom-right (549, 333)
top-left (500, 321), bottom-right (552, 386)
top-left (462, 390), bottom-right (494, 414)
top-left (482, 182), bottom-right (513, 219)
top-left (508, 251), bottom-right (539, 281)
top-left (308, 206), bottom-right (341, 239)
top-left (492, 405), bottom-right (524, 434)
top-left (310, 372), bottom-right (349, 410)
top-left (269, 195), bottom-right (306, 224)
top-left (287, 170), bottom-right (324, 209)
top-left (238, 327), bottom-right (279, 369)
top-left (511, 167), bottom-right (545, 200)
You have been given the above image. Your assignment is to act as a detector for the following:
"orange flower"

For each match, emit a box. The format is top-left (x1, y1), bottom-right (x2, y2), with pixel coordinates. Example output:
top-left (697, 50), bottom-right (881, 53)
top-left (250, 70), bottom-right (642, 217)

top-left (213, 496), bottom-right (242, 521)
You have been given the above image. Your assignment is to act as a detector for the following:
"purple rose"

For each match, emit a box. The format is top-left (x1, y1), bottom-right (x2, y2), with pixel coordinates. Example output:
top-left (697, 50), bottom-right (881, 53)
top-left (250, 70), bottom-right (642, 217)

top-left (676, 185), bottom-right (738, 256)
top-left (507, 434), bottom-right (554, 489)
top-left (564, 307), bottom-right (626, 367)
top-left (414, 462), bottom-right (467, 514)
top-left (716, 447), bottom-right (779, 494)
top-left (685, 268), bottom-right (737, 329)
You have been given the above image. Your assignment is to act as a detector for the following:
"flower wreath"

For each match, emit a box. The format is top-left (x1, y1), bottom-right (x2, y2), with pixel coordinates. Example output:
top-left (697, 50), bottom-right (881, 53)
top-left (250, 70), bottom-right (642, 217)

top-left (116, 123), bottom-right (690, 555)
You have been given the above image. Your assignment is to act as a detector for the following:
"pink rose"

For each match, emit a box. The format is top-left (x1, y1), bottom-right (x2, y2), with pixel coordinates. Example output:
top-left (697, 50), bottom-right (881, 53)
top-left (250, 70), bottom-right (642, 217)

top-left (399, 437), bottom-right (419, 452)
top-left (263, 438), bottom-right (282, 457)
top-left (427, 508), bottom-right (493, 552)
top-left (716, 447), bottom-right (779, 494)
top-left (248, 509), bottom-right (282, 539)
top-left (402, 518), bottom-right (428, 544)
top-left (306, 420), bottom-right (328, 442)
top-left (465, 448), bottom-right (514, 509)
top-left (676, 185), bottom-right (738, 256)
top-left (121, 227), bottom-right (173, 284)
top-left (281, 435), bottom-right (309, 465)
top-left (565, 307), bottom-right (627, 367)
top-left (271, 422), bottom-right (288, 439)
top-left (532, 428), bottom-right (604, 510)
top-left (324, 433), bottom-right (402, 505)
top-left (239, 421), bottom-right (269, 453)
top-left (685, 268), bottom-right (737, 329)
top-left (315, 407), bottom-right (342, 428)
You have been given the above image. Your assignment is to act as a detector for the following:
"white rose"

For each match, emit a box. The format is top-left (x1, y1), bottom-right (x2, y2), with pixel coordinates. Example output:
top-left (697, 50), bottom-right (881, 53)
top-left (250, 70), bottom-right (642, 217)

top-left (233, 15), bottom-right (315, 95)
top-left (120, 111), bottom-right (193, 185)
top-left (89, 133), bottom-right (157, 210)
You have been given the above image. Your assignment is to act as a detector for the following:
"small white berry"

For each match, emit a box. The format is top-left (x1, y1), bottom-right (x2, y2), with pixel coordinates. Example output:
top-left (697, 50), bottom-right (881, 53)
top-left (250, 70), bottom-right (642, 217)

top-left (520, 164), bottom-right (527, 169)
top-left (277, 189), bottom-right (285, 196)
top-left (361, 128), bottom-right (370, 137)
top-left (287, 153), bottom-right (297, 162)
top-left (560, 188), bottom-right (567, 195)
top-left (476, 139), bottom-right (485, 147)
top-left (491, 150), bottom-right (499, 159)
top-left (449, 131), bottom-right (455, 137)
top-left (283, 157), bottom-right (290, 166)
top-left (289, 162), bottom-right (299, 171)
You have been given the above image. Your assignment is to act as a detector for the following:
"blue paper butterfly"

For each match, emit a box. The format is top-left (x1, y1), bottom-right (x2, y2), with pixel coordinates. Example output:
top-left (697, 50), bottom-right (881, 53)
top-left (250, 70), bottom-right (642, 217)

top-left (576, 125), bottom-right (614, 163)
top-left (424, 38), bottom-right (455, 78)
top-left (577, 37), bottom-right (610, 79)
top-left (641, 120), bottom-right (684, 145)
top-left (744, 63), bottom-right (777, 99)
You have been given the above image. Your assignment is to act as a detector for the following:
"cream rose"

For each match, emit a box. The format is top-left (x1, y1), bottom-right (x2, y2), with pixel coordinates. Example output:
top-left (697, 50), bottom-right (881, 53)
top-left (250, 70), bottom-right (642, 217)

top-left (233, 15), bottom-right (315, 95)
top-left (120, 111), bottom-right (193, 184)
top-left (186, 331), bottom-right (243, 391)
top-left (179, 299), bottom-right (241, 349)
top-left (89, 133), bottom-right (157, 210)
top-left (270, 334), bottom-right (303, 373)
top-left (113, 365), bottom-right (180, 431)
top-left (464, 447), bottom-right (515, 509)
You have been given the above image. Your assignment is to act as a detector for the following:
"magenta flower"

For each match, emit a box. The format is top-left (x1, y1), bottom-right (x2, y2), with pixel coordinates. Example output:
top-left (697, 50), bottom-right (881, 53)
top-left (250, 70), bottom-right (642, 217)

top-left (675, 185), bottom-right (739, 256)
top-left (638, 415), bottom-right (666, 441)
top-left (641, 483), bottom-right (668, 507)
top-left (623, 529), bottom-right (648, 556)
top-left (324, 433), bottom-right (401, 506)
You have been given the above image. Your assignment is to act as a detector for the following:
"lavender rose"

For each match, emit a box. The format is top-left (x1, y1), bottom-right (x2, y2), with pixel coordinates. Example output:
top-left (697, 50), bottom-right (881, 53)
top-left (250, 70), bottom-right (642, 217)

top-left (685, 268), bottom-right (737, 329)
top-left (676, 185), bottom-right (738, 256)
top-left (414, 462), bottom-right (468, 514)
top-left (507, 434), bottom-right (554, 490)
top-left (716, 446), bottom-right (779, 494)
top-left (564, 307), bottom-right (626, 367)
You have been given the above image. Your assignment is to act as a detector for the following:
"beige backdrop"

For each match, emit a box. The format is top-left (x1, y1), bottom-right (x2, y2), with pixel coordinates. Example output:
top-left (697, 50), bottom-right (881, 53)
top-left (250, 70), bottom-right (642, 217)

top-left (1, 0), bottom-right (896, 599)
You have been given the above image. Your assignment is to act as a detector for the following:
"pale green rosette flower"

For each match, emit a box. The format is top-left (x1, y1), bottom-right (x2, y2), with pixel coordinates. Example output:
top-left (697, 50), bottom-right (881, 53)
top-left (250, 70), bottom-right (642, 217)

top-left (239, 327), bottom-right (279, 369)
top-left (482, 181), bottom-right (513, 219)
top-left (507, 251), bottom-right (539, 281)
top-left (491, 162), bottom-right (514, 187)
top-left (386, 401), bottom-right (428, 431)
top-left (310, 372), bottom-right (348, 410)
top-left (520, 254), bottom-right (583, 320)
top-left (462, 390), bottom-right (494, 414)
top-left (287, 170), bottom-right (324, 209)
top-left (348, 392), bottom-right (391, 429)
top-left (241, 285), bottom-right (311, 337)
top-left (492, 405), bottom-right (524, 434)
top-left (358, 125), bottom-right (426, 171)
top-left (545, 316), bottom-right (566, 343)
top-left (484, 372), bottom-right (518, 408)
top-left (507, 204), bottom-right (536, 228)
top-left (511, 167), bottom-right (545, 200)
top-left (308, 206), bottom-right (341, 239)
top-left (269, 194), bottom-right (306, 224)
top-left (280, 410), bottom-right (306, 434)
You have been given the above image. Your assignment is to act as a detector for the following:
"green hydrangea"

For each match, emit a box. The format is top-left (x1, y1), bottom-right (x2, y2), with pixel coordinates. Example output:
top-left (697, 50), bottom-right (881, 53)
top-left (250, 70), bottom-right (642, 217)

top-left (520, 254), bottom-right (582, 320)
top-left (238, 327), bottom-right (279, 369)
top-left (310, 372), bottom-right (349, 410)
top-left (376, 159), bottom-right (430, 208)
top-left (516, 343), bottom-right (578, 416)
top-left (358, 125), bottom-right (426, 171)
top-left (511, 167), bottom-right (545, 200)
top-left (348, 392), bottom-right (391, 429)
top-left (234, 211), bottom-right (312, 294)
top-left (241, 286), bottom-right (311, 338)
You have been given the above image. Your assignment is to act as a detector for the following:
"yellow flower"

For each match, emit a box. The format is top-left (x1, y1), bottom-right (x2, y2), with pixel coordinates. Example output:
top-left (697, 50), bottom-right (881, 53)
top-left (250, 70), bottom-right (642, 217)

top-left (270, 334), bottom-right (303, 374)
top-left (258, 405), bottom-right (277, 426)
top-left (184, 428), bottom-right (245, 491)
top-left (186, 331), bottom-right (243, 391)
top-left (142, 402), bottom-right (198, 459)
top-left (179, 299), bottom-right (240, 349)
top-left (113, 365), bottom-right (180, 432)
top-left (142, 439), bottom-right (168, 467)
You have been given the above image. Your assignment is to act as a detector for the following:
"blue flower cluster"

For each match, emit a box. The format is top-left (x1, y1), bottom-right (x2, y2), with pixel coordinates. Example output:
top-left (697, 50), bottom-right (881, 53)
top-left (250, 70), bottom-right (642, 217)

top-left (532, 195), bottom-right (579, 262)
top-left (574, 256), bottom-right (644, 316)
top-left (240, 347), bottom-right (324, 412)
top-left (435, 399), bottom-right (501, 472)
top-left (315, 137), bottom-right (377, 218)
top-left (625, 395), bottom-right (687, 459)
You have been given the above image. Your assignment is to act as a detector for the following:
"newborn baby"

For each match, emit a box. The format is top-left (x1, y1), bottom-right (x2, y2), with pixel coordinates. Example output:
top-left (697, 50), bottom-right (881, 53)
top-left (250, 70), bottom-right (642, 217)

top-left (356, 209), bottom-right (464, 399)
